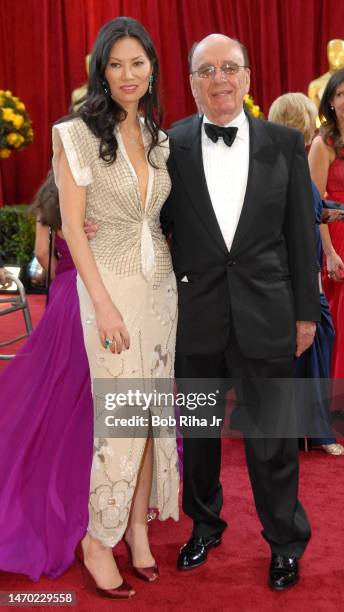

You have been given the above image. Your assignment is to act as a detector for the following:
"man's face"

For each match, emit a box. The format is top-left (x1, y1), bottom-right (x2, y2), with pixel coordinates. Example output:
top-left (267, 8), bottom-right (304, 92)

top-left (190, 36), bottom-right (250, 125)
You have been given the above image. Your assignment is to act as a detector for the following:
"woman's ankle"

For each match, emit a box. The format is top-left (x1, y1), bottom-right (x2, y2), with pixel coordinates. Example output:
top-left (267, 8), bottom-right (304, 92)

top-left (83, 534), bottom-right (110, 559)
top-left (125, 524), bottom-right (155, 565)
top-left (126, 523), bottom-right (148, 539)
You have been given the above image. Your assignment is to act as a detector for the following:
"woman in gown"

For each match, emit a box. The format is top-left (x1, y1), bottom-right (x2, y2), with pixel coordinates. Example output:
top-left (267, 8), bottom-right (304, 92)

top-left (53, 17), bottom-right (178, 599)
top-left (309, 68), bottom-right (344, 382)
top-left (269, 92), bottom-right (344, 455)
top-left (0, 171), bottom-right (93, 581)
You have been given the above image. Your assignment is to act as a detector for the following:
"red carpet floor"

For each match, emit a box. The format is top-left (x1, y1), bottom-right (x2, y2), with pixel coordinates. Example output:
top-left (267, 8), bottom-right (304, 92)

top-left (1, 296), bottom-right (344, 611)
top-left (0, 293), bottom-right (46, 370)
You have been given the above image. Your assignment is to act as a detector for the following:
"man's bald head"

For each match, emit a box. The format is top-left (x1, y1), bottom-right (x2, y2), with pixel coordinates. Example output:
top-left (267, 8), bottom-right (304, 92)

top-left (189, 34), bottom-right (250, 73)
top-left (188, 34), bottom-right (251, 125)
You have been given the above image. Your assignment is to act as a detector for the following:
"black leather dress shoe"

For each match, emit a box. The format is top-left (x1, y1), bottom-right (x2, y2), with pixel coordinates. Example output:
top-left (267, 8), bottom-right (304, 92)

top-left (269, 554), bottom-right (299, 590)
top-left (177, 535), bottom-right (222, 570)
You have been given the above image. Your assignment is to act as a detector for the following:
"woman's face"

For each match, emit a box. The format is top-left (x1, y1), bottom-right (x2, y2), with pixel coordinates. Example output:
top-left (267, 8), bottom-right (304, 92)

top-left (104, 36), bottom-right (152, 110)
top-left (330, 80), bottom-right (344, 123)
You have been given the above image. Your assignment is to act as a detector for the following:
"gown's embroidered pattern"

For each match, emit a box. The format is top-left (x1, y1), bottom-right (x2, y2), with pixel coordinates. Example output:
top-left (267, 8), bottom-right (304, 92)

top-left (52, 119), bottom-right (173, 287)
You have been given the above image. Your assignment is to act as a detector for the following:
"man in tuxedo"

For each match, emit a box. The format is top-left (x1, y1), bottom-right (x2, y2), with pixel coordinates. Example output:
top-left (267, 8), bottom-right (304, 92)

top-left (161, 34), bottom-right (320, 590)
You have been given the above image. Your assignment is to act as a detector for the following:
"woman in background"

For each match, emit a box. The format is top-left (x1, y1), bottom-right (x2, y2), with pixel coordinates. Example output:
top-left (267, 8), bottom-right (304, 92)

top-left (309, 68), bottom-right (344, 381)
top-left (0, 170), bottom-right (93, 580)
top-left (269, 92), bottom-right (344, 455)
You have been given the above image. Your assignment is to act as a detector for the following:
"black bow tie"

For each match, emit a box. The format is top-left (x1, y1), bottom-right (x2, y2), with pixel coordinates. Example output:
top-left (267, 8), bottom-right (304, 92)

top-left (204, 123), bottom-right (238, 147)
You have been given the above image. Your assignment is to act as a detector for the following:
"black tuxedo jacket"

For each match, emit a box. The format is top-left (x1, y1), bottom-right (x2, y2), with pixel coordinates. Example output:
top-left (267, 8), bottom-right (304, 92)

top-left (161, 113), bottom-right (320, 359)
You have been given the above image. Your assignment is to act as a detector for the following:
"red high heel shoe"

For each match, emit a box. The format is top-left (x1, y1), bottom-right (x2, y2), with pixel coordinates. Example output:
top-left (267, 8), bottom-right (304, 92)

top-left (124, 540), bottom-right (159, 582)
top-left (75, 543), bottom-right (135, 599)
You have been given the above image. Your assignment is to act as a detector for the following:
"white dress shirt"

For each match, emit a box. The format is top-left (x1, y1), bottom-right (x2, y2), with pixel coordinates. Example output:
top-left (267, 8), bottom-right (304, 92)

top-left (202, 109), bottom-right (249, 251)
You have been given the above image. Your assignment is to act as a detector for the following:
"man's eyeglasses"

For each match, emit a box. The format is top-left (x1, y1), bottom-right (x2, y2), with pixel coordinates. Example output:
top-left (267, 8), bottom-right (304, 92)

top-left (191, 62), bottom-right (247, 79)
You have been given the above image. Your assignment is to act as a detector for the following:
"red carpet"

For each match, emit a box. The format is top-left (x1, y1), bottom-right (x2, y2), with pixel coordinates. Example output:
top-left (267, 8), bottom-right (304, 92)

top-left (1, 297), bottom-right (344, 611)
top-left (0, 294), bottom-right (46, 370)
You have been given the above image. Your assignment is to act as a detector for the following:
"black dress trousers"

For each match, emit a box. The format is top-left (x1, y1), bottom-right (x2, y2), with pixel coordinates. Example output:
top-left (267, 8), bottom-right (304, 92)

top-left (175, 331), bottom-right (311, 558)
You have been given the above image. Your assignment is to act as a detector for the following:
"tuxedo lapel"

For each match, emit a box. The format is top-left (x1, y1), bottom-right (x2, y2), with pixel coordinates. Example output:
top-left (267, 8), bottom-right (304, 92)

top-left (229, 114), bottom-right (278, 255)
top-left (171, 116), bottom-right (228, 254)
top-left (171, 114), bottom-right (281, 257)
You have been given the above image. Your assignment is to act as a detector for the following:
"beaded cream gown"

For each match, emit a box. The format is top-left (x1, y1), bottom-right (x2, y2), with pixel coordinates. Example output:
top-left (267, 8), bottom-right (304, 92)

top-left (52, 117), bottom-right (179, 547)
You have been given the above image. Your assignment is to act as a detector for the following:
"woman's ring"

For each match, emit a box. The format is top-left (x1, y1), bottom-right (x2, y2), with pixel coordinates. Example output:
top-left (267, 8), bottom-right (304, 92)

top-left (105, 338), bottom-right (114, 348)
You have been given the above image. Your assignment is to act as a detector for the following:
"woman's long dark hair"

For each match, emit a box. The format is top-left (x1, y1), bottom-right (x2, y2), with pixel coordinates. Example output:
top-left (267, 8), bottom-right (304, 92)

top-left (75, 16), bottom-right (164, 167)
top-left (29, 169), bottom-right (61, 231)
top-left (319, 67), bottom-right (344, 157)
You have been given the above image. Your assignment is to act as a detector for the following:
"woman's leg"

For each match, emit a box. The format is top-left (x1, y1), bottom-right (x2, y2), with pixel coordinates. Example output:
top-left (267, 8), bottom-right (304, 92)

top-left (81, 532), bottom-right (123, 589)
top-left (125, 436), bottom-right (155, 567)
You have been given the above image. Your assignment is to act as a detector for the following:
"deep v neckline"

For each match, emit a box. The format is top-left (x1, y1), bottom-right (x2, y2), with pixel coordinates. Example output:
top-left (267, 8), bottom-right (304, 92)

top-left (117, 121), bottom-right (153, 213)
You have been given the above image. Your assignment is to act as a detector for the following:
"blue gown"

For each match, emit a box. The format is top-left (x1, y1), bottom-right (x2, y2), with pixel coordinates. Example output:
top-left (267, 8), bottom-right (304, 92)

top-left (294, 183), bottom-right (335, 445)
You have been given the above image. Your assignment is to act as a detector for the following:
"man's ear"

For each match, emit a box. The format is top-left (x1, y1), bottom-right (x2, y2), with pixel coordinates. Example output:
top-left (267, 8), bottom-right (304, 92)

top-left (245, 68), bottom-right (251, 95)
top-left (189, 74), bottom-right (198, 105)
top-left (190, 74), bottom-right (197, 97)
top-left (190, 75), bottom-right (203, 115)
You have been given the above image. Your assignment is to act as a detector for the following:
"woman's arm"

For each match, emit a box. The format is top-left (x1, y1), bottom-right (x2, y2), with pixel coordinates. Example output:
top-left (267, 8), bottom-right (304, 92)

top-left (308, 135), bottom-right (332, 196)
top-left (320, 223), bottom-right (344, 281)
top-left (58, 147), bottom-right (129, 352)
top-left (309, 136), bottom-right (344, 280)
top-left (34, 220), bottom-right (57, 279)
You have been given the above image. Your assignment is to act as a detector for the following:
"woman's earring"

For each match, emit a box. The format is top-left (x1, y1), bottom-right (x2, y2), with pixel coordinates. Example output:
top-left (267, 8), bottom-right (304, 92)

top-left (102, 80), bottom-right (109, 96)
top-left (148, 74), bottom-right (154, 95)
top-left (330, 105), bottom-right (334, 110)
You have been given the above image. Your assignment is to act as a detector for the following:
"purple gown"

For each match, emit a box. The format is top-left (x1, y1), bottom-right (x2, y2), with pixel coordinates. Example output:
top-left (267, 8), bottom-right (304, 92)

top-left (0, 235), bottom-right (93, 581)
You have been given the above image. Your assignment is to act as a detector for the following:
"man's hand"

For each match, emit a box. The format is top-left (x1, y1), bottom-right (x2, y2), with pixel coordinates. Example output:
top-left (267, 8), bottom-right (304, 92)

top-left (295, 320), bottom-right (316, 357)
top-left (83, 218), bottom-right (98, 240)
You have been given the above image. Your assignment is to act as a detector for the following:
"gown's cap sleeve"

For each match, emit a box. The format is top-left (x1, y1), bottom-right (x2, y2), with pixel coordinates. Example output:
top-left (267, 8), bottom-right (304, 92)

top-left (52, 119), bottom-right (93, 188)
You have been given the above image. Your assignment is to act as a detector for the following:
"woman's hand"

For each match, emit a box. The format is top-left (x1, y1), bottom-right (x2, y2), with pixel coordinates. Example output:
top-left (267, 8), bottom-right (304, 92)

top-left (326, 250), bottom-right (344, 281)
top-left (95, 298), bottom-right (130, 353)
top-left (321, 209), bottom-right (344, 223)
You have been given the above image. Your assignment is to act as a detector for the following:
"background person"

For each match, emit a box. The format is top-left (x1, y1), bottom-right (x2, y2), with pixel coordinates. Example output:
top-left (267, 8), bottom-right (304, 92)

top-left (268, 92), bottom-right (344, 456)
top-left (0, 170), bottom-right (93, 581)
top-left (309, 68), bottom-right (344, 384)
